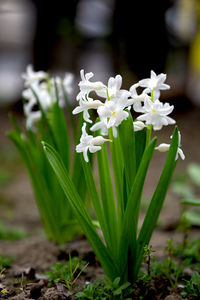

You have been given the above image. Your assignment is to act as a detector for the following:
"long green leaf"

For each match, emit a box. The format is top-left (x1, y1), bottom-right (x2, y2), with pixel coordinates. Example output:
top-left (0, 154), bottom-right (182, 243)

top-left (119, 137), bottom-right (157, 282)
top-left (108, 128), bottom-right (124, 225)
top-left (7, 130), bottom-right (60, 240)
top-left (43, 142), bottom-right (120, 280)
top-left (135, 128), bottom-right (146, 171)
top-left (135, 126), bottom-right (179, 278)
top-left (97, 143), bottom-right (118, 256)
top-left (48, 101), bottom-right (70, 170)
top-left (81, 157), bottom-right (110, 248)
top-left (118, 113), bottom-right (136, 197)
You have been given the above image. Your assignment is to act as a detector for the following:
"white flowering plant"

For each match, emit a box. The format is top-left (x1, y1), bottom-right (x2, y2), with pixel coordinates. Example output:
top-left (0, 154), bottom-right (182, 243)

top-left (43, 69), bottom-right (184, 282)
top-left (8, 65), bottom-right (87, 244)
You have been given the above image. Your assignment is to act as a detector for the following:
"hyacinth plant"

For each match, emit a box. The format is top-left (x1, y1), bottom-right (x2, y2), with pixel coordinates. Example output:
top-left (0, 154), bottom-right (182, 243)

top-left (43, 70), bottom-right (185, 282)
top-left (8, 65), bottom-right (86, 244)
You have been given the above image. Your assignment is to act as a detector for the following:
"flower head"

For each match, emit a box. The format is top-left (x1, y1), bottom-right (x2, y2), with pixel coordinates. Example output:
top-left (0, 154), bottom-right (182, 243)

top-left (137, 97), bottom-right (175, 130)
top-left (77, 70), bottom-right (106, 101)
top-left (97, 92), bottom-right (129, 128)
top-left (26, 111), bottom-right (42, 130)
top-left (50, 73), bottom-right (73, 107)
top-left (129, 83), bottom-right (148, 112)
top-left (155, 131), bottom-right (185, 160)
top-left (76, 123), bottom-right (111, 162)
top-left (22, 65), bottom-right (47, 87)
top-left (96, 74), bottom-right (123, 99)
top-left (90, 120), bottom-right (118, 137)
top-left (133, 121), bottom-right (146, 132)
top-left (73, 99), bottom-right (103, 123)
top-left (63, 73), bottom-right (74, 95)
top-left (139, 70), bottom-right (170, 100)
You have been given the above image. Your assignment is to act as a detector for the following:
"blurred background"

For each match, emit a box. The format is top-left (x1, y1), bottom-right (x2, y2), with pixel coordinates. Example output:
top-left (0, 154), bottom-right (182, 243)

top-left (0, 0), bottom-right (200, 235)
top-left (0, 0), bottom-right (200, 106)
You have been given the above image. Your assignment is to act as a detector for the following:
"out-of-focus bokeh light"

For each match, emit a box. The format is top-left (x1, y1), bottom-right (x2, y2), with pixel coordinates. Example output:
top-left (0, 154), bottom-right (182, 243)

top-left (0, 0), bottom-right (36, 105)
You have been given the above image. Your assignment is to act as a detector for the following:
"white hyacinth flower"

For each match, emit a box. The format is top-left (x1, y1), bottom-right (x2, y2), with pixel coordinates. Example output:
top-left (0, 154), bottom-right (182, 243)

top-left (133, 121), bottom-right (146, 132)
top-left (129, 83), bottom-right (147, 112)
top-left (155, 131), bottom-right (185, 160)
top-left (139, 70), bottom-right (170, 100)
top-left (72, 99), bottom-right (103, 123)
top-left (77, 70), bottom-right (106, 101)
top-left (137, 97), bottom-right (175, 130)
top-left (155, 143), bottom-right (185, 160)
top-left (22, 65), bottom-right (47, 87)
top-left (97, 92), bottom-right (129, 128)
top-left (63, 73), bottom-right (74, 95)
top-left (96, 74), bottom-right (123, 99)
top-left (76, 123), bottom-right (110, 162)
top-left (50, 73), bottom-right (73, 107)
top-left (26, 111), bottom-right (42, 130)
top-left (90, 120), bottom-right (118, 137)
top-left (23, 82), bottom-right (51, 129)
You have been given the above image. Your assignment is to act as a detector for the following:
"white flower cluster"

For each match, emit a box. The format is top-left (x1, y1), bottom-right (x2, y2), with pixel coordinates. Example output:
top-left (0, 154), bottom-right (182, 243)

top-left (74, 70), bottom-right (184, 162)
top-left (22, 65), bottom-right (73, 130)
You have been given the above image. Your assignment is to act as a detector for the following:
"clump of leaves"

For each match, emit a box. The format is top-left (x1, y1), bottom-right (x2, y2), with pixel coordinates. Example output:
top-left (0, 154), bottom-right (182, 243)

top-left (75, 277), bottom-right (132, 300)
top-left (172, 238), bottom-right (200, 268)
top-left (140, 240), bottom-right (183, 290)
top-left (47, 256), bottom-right (87, 291)
top-left (0, 254), bottom-right (13, 268)
top-left (173, 163), bottom-right (200, 227)
top-left (0, 222), bottom-right (28, 240)
top-left (152, 240), bottom-right (183, 289)
top-left (180, 271), bottom-right (200, 298)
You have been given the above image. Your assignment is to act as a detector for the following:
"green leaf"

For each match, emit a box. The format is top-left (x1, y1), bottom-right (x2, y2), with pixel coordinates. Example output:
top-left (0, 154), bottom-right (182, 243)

top-left (119, 137), bottom-right (157, 282)
top-left (81, 157), bottom-right (110, 248)
top-left (109, 128), bottom-right (124, 223)
top-left (135, 126), bottom-right (179, 278)
top-left (118, 113), bottom-right (136, 201)
top-left (43, 142), bottom-right (120, 280)
top-left (182, 198), bottom-right (200, 206)
top-left (97, 143), bottom-right (118, 257)
top-left (172, 182), bottom-right (194, 198)
top-left (188, 164), bottom-right (200, 186)
top-left (8, 130), bottom-right (64, 242)
top-left (135, 128), bottom-right (146, 171)
top-left (61, 81), bottom-right (77, 138)
top-left (183, 210), bottom-right (200, 226)
top-left (48, 101), bottom-right (70, 170)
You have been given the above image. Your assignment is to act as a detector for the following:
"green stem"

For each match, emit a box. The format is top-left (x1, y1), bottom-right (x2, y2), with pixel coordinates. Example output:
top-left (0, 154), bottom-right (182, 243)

top-left (151, 89), bottom-right (154, 101)
top-left (146, 124), bottom-right (152, 147)
top-left (106, 88), bottom-right (110, 100)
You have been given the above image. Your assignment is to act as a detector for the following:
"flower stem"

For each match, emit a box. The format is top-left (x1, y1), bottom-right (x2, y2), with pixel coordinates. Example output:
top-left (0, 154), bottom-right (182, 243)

top-left (146, 124), bottom-right (152, 146)
top-left (151, 89), bottom-right (154, 101)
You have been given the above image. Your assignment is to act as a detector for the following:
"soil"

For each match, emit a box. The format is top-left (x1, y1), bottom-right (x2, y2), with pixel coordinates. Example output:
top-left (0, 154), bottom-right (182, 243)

top-left (0, 107), bottom-right (200, 299)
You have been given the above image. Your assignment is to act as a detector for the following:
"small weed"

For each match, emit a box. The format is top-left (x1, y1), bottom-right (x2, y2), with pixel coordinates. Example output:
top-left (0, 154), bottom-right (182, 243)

top-left (0, 254), bottom-right (13, 269)
top-left (149, 240), bottom-right (183, 290)
top-left (151, 257), bottom-right (183, 290)
top-left (47, 255), bottom-right (88, 291)
top-left (180, 271), bottom-right (200, 297)
top-left (143, 245), bottom-right (157, 277)
top-left (172, 163), bottom-right (200, 228)
top-left (75, 277), bottom-right (132, 300)
top-left (0, 222), bottom-right (28, 240)
top-left (173, 238), bottom-right (200, 267)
